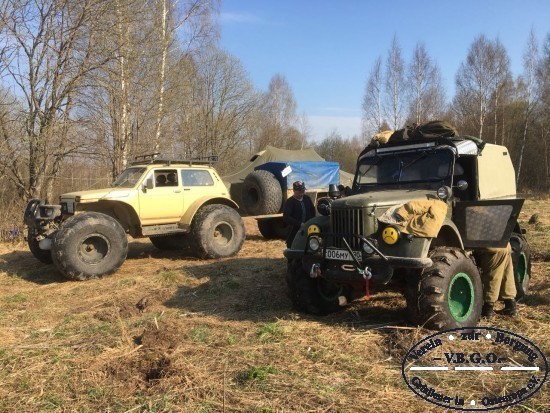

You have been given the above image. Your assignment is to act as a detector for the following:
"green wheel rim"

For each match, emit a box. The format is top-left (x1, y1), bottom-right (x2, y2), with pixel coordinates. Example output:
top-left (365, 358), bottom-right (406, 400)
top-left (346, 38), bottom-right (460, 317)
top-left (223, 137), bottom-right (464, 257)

top-left (515, 252), bottom-right (527, 284)
top-left (448, 272), bottom-right (474, 322)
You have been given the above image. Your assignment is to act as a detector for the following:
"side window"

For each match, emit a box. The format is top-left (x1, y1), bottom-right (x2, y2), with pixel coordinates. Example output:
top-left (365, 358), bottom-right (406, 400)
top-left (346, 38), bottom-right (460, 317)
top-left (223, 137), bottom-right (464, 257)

top-left (154, 169), bottom-right (178, 187)
top-left (181, 170), bottom-right (214, 186)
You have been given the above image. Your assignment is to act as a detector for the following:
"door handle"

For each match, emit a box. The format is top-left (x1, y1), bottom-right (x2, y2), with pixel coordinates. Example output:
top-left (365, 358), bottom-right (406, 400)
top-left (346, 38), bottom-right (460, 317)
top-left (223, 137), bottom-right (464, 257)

top-left (173, 190), bottom-right (181, 193)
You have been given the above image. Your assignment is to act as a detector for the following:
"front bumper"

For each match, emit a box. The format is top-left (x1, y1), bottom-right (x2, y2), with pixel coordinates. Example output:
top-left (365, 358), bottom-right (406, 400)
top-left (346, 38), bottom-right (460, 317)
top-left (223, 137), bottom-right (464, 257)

top-left (24, 199), bottom-right (62, 226)
top-left (284, 233), bottom-right (432, 285)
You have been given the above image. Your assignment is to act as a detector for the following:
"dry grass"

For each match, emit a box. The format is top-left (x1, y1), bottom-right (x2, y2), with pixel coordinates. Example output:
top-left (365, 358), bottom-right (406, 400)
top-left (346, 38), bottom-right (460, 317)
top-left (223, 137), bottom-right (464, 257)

top-left (0, 200), bottom-right (548, 412)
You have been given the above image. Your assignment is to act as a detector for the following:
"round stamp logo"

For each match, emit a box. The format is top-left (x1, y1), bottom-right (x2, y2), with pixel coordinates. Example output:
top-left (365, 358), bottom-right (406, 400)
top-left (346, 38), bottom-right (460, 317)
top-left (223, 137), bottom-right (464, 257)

top-left (401, 327), bottom-right (548, 411)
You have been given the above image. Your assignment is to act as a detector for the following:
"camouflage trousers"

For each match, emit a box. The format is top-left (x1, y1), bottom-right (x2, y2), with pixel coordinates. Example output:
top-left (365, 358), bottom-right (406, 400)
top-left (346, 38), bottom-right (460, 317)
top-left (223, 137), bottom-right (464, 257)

top-left (476, 243), bottom-right (516, 304)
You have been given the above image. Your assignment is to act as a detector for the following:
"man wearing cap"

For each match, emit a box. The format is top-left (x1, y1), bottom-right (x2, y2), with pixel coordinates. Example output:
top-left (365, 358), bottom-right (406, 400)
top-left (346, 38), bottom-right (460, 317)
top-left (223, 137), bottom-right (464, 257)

top-left (283, 181), bottom-right (316, 248)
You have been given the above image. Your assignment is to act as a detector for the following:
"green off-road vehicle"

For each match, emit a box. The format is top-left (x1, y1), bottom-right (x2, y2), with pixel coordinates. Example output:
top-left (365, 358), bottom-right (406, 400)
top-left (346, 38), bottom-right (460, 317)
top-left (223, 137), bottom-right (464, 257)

top-left (284, 135), bottom-right (531, 330)
top-left (24, 155), bottom-right (245, 281)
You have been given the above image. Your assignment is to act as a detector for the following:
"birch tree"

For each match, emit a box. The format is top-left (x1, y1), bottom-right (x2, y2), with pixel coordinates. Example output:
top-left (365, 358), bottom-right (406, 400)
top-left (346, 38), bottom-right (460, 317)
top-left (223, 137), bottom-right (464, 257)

top-left (407, 42), bottom-right (446, 125)
top-left (454, 35), bottom-right (502, 139)
top-left (256, 74), bottom-right (300, 149)
top-left (361, 56), bottom-right (384, 141)
top-left (384, 35), bottom-right (406, 130)
top-left (516, 30), bottom-right (540, 185)
top-left (490, 39), bottom-right (511, 145)
top-left (153, 0), bottom-right (217, 152)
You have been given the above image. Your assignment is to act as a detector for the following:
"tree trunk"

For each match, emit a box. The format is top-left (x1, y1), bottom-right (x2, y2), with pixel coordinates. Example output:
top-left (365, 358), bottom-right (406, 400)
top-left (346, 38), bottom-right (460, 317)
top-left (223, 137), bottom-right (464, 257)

top-left (153, 0), bottom-right (168, 153)
top-left (516, 116), bottom-right (528, 185)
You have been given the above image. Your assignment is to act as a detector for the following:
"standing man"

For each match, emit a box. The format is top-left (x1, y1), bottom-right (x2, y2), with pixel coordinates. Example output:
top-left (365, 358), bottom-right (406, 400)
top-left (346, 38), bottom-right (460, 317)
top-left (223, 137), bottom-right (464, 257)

top-left (477, 244), bottom-right (518, 318)
top-left (283, 181), bottom-right (316, 248)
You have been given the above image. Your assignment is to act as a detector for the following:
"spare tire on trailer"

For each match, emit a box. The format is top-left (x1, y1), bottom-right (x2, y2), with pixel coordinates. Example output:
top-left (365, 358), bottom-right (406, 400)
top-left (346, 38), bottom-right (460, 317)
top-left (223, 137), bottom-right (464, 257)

top-left (241, 170), bottom-right (282, 215)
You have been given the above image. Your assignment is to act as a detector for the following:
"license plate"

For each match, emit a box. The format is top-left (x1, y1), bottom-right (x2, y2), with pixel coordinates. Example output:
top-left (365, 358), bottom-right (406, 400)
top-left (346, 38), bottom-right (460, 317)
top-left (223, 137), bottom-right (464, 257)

top-left (324, 248), bottom-right (362, 261)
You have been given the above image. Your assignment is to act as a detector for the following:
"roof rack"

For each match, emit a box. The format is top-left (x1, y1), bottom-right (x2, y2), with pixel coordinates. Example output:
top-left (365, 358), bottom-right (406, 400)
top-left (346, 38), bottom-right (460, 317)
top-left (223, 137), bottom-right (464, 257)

top-left (131, 154), bottom-right (219, 166)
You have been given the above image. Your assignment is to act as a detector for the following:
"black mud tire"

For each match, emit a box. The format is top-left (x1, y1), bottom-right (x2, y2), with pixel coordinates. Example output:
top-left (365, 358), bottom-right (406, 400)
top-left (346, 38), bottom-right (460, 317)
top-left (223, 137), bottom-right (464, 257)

top-left (149, 234), bottom-right (189, 250)
top-left (257, 217), bottom-right (288, 240)
top-left (404, 272), bottom-right (421, 324)
top-left (411, 247), bottom-right (483, 330)
top-left (286, 259), bottom-right (342, 315)
top-left (510, 233), bottom-right (531, 300)
top-left (51, 212), bottom-right (128, 281)
top-left (27, 229), bottom-right (53, 264)
top-left (241, 170), bottom-right (282, 215)
top-left (190, 205), bottom-right (245, 259)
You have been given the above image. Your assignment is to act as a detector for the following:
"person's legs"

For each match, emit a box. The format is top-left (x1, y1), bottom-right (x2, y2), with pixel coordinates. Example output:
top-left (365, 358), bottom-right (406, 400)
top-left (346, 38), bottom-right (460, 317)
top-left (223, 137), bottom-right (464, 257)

top-left (477, 244), bottom-right (517, 318)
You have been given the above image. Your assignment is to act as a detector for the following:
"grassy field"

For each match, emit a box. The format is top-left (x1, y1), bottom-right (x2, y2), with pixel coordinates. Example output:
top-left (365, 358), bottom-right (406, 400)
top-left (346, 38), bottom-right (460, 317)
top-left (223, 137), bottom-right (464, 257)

top-left (0, 200), bottom-right (548, 412)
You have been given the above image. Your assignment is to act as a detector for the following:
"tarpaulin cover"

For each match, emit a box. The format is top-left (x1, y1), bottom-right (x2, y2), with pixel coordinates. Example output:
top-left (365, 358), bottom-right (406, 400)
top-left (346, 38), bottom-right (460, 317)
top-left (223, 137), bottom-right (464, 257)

top-left (255, 161), bottom-right (340, 190)
top-left (222, 146), bottom-right (354, 208)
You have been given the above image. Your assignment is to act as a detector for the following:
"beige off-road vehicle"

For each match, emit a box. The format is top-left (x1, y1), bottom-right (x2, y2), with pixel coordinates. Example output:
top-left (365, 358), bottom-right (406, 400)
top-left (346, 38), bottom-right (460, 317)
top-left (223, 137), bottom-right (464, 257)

top-left (24, 155), bottom-right (245, 280)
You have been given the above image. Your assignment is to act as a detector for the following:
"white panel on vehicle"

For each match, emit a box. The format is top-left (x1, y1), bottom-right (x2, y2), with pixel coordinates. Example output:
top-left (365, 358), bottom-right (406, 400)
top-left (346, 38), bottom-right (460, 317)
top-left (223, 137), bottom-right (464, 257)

top-left (281, 165), bottom-right (292, 177)
top-left (455, 140), bottom-right (479, 156)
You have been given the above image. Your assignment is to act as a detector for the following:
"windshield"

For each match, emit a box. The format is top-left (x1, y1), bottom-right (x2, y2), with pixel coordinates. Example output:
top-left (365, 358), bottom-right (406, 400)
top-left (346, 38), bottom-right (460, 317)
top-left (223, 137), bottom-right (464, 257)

top-left (112, 167), bottom-right (146, 188)
top-left (355, 148), bottom-right (454, 186)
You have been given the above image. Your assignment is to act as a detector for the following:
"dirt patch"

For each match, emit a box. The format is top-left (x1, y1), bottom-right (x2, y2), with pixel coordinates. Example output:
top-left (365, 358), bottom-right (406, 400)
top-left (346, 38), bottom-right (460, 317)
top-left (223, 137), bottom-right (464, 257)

top-left (136, 319), bottom-right (183, 351)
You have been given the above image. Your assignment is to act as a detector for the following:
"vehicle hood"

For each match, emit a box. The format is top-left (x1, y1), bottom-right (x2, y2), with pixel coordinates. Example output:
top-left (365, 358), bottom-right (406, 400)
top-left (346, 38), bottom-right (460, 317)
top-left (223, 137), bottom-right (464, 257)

top-left (60, 188), bottom-right (132, 202)
top-left (332, 188), bottom-right (436, 210)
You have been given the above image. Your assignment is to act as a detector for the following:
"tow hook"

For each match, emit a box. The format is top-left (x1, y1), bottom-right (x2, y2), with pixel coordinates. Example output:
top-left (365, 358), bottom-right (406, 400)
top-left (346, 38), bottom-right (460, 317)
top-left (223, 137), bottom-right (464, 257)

top-left (310, 263), bottom-right (321, 278)
top-left (358, 266), bottom-right (372, 281)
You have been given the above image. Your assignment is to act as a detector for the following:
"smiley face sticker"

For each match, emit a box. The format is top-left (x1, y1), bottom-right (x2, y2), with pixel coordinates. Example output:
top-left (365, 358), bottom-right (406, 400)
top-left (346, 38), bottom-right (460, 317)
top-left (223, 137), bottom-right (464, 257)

top-left (382, 226), bottom-right (399, 245)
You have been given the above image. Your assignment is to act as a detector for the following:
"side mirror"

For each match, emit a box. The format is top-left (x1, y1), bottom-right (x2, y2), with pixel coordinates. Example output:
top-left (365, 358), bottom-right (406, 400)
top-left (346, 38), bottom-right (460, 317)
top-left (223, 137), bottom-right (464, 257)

top-left (143, 178), bottom-right (154, 191)
top-left (454, 180), bottom-right (468, 191)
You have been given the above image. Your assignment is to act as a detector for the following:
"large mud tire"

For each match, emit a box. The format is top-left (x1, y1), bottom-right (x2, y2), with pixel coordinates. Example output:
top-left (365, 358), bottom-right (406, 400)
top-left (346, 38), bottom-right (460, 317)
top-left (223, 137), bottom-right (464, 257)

top-left (409, 247), bottom-right (483, 330)
top-left (149, 234), bottom-right (189, 250)
top-left (510, 233), bottom-right (531, 300)
top-left (27, 229), bottom-right (53, 264)
top-left (241, 170), bottom-right (282, 215)
top-left (286, 260), bottom-right (342, 315)
top-left (51, 212), bottom-right (128, 281)
top-left (190, 205), bottom-right (245, 259)
top-left (257, 217), bottom-right (288, 240)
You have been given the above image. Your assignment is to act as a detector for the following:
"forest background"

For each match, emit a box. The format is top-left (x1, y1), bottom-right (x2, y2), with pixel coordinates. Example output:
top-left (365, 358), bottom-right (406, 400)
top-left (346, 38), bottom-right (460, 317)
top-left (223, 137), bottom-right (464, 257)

top-left (0, 0), bottom-right (548, 231)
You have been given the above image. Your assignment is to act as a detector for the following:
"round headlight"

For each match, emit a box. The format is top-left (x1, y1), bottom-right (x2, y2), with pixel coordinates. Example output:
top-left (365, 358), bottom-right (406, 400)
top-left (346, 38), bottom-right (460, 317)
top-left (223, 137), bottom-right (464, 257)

top-left (317, 198), bottom-right (332, 216)
top-left (308, 236), bottom-right (321, 252)
top-left (437, 186), bottom-right (451, 201)
top-left (381, 226), bottom-right (400, 245)
top-left (362, 241), bottom-right (374, 254)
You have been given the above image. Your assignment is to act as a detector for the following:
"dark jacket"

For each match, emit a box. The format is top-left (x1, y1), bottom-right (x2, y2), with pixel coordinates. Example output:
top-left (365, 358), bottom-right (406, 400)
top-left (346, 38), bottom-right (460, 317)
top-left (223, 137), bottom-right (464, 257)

top-left (283, 195), bottom-right (316, 247)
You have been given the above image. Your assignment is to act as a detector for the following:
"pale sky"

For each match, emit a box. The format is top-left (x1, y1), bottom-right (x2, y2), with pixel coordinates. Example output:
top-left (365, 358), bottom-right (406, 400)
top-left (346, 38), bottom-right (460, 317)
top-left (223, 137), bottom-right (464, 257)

top-left (218, 0), bottom-right (549, 141)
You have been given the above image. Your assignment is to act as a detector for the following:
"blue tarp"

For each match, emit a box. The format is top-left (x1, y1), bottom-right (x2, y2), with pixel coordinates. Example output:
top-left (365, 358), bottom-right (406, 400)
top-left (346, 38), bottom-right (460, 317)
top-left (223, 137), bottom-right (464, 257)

top-left (255, 161), bottom-right (340, 190)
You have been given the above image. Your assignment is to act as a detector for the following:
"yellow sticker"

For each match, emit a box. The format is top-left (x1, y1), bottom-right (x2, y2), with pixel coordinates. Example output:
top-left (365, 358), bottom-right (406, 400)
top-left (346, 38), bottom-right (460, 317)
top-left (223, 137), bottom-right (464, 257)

top-left (382, 227), bottom-right (399, 245)
top-left (307, 224), bottom-right (320, 235)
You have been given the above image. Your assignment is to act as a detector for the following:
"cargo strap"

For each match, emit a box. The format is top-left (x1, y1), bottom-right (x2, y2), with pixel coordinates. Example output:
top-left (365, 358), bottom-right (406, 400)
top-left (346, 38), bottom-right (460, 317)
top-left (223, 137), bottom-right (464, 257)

top-left (359, 267), bottom-right (373, 300)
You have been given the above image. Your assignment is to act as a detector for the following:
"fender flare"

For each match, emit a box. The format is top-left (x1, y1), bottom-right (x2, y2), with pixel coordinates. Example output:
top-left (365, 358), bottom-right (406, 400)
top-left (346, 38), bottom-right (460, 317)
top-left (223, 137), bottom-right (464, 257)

top-left (178, 196), bottom-right (239, 232)
top-left (430, 219), bottom-right (464, 250)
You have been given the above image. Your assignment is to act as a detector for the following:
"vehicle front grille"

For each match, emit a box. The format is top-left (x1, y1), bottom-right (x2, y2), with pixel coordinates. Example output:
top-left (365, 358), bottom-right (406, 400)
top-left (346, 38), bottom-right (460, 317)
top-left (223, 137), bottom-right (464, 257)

top-left (330, 208), bottom-right (364, 249)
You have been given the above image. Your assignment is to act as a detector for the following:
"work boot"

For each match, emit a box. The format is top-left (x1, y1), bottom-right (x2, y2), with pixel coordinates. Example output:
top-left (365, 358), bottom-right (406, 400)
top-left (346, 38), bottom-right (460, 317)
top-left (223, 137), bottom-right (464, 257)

top-left (481, 303), bottom-right (494, 319)
top-left (498, 299), bottom-right (518, 316)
